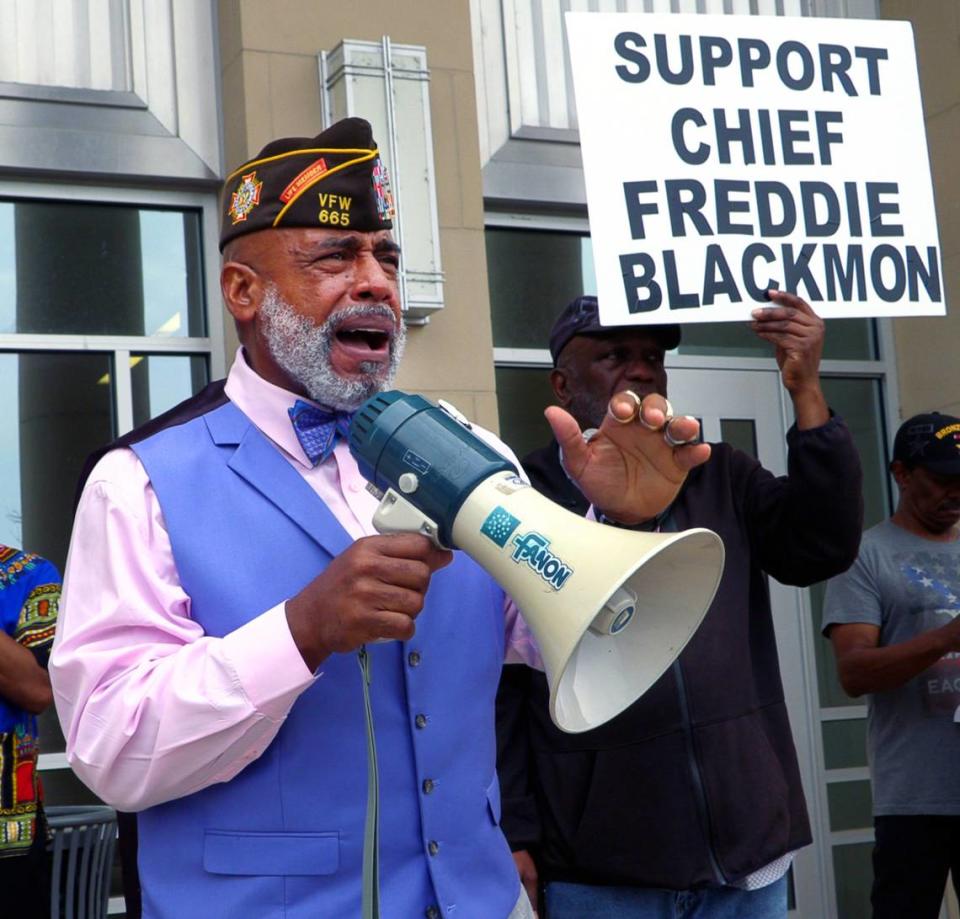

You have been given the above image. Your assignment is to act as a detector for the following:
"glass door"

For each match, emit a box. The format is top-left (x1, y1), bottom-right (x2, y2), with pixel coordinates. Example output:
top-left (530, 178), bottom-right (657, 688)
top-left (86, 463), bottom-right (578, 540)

top-left (667, 366), bottom-right (831, 918)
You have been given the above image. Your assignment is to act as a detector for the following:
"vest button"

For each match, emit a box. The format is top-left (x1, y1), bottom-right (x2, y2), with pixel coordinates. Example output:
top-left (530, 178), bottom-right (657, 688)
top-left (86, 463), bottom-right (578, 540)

top-left (427, 839), bottom-right (439, 856)
top-left (422, 778), bottom-right (435, 794)
top-left (415, 713), bottom-right (427, 729)
top-left (425, 907), bottom-right (440, 919)
top-left (408, 650), bottom-right (422, 667)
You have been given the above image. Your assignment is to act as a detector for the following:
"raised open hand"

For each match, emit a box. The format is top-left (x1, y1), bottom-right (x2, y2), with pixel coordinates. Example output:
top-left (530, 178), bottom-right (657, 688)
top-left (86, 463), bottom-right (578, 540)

top-left (547, 390), bottom-right (711, 525)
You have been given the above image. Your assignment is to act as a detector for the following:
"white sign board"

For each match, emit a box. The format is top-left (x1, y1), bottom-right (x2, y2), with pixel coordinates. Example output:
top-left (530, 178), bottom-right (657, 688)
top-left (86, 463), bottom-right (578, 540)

top-left (565, 12), bottom-right (945, 326)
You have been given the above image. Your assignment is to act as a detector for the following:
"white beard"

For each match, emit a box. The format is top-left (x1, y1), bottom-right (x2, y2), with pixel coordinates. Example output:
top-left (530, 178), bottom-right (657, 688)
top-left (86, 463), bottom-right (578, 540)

top-left (258, 284), bottom-right (406, 410)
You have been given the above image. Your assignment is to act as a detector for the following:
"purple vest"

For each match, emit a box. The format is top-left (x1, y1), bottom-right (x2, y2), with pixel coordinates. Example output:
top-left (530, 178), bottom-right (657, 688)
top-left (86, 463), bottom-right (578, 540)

top-left (131, 400), bottom-right (519, 918)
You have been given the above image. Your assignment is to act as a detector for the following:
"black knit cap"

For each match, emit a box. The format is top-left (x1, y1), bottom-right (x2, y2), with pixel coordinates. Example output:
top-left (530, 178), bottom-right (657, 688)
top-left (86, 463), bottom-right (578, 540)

top-left (549, 295), bottom-right (681, 365)
top-left (892, 412), bottom-right (960, 475)
top-left (219, 117), bottom-right (394, 251)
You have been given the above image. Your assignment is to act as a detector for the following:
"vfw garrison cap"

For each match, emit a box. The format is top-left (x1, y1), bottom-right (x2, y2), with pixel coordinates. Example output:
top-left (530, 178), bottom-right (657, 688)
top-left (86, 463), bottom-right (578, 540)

top-left (219, 117), bottom-right (394, 251)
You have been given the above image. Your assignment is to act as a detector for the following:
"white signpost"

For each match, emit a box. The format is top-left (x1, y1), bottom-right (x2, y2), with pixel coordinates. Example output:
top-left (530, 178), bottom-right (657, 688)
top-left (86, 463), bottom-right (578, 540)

top-left (565, 13), bottom-right (945, 327)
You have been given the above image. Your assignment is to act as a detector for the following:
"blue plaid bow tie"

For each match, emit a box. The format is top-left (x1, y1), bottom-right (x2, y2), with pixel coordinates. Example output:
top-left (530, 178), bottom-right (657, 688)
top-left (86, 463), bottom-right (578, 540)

top-left (288, 399), bottom-right (354, 467)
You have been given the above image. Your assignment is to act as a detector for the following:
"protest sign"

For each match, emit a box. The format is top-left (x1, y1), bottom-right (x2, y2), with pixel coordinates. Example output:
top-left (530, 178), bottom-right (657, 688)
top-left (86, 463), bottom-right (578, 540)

top-left (565, 12), bottom-right (945, 326)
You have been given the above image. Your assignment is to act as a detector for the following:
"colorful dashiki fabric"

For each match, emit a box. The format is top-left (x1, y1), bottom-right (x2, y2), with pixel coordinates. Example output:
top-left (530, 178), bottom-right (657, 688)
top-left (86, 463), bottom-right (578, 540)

top-left (0, 546), bottom-right (59, 857)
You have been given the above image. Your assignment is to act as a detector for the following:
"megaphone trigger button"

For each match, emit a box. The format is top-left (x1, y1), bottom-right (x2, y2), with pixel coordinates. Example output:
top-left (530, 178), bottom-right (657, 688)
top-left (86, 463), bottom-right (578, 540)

top-left (398, 472), bottom-right (419, 494)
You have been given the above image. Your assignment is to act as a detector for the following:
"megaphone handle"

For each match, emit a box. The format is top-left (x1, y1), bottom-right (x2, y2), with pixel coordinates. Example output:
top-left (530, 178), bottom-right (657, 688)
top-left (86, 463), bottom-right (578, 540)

top-left (371, 489), bottom-right (447, 549)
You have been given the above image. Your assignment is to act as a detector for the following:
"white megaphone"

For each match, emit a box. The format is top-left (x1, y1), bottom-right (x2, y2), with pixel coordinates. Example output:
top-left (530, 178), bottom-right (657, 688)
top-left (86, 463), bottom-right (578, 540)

top-left (349, 391), bottom-right (724, 734)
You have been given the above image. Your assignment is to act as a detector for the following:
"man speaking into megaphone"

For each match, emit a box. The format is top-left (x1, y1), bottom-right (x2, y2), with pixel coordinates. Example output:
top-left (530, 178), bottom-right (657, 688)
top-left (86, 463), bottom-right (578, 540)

top-left (50, 118), bottom-right (712, 919)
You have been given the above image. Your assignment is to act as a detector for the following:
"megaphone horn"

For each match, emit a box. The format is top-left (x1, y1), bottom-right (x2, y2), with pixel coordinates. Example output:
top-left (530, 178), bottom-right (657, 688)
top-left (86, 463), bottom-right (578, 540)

top-left (349, 391), bottom-right (725, 734)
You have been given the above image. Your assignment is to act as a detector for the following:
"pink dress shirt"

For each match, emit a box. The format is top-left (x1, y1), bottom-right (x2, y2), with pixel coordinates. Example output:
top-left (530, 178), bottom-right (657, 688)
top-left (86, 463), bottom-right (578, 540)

top-left (50, 350), bottom-right (540, 812)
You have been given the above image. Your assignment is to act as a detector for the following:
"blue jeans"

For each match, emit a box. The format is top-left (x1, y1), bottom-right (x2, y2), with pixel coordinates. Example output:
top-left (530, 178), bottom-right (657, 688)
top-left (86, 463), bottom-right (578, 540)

top-left (544, 876), bottom-right (788, 919)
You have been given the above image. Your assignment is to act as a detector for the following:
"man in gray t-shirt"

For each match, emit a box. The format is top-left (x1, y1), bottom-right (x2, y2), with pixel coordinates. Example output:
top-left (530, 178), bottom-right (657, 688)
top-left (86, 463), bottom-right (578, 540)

top-left (823, 411), bottom-right (960, 919)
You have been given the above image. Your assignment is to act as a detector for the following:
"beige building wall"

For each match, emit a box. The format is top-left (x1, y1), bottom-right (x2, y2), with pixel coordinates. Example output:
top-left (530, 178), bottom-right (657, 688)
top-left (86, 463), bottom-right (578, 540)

top-left (883, 0), bottom-right (960, 419)
top-left (217, 0), bottom-right (500, 430)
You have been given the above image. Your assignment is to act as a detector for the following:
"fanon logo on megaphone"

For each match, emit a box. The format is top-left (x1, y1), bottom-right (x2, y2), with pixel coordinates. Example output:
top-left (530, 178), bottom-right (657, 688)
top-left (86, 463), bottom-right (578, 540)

top-left (480, 506), bottom-right (575, 591)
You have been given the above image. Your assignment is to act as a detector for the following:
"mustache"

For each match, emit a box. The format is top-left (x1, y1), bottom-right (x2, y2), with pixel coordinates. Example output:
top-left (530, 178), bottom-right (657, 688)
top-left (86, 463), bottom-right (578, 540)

top-left (326, 303), bottom-right (400, 333)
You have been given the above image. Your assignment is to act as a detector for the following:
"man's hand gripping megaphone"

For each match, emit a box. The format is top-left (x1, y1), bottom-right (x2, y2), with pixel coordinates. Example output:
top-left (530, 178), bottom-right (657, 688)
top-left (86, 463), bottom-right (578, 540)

top-left (547, 391), bottom-right (712, 527)
top-left (286, 390), bottom-right (711, 667)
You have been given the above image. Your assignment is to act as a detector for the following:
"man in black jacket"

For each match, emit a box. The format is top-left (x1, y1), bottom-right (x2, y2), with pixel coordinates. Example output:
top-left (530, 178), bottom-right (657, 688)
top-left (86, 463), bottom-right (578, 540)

top-left (497, 290), bottom-right (863, 919)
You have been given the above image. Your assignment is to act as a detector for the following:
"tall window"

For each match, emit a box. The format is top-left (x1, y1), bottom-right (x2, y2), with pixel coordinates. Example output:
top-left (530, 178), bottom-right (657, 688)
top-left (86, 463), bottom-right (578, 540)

top-left (0, 193), bottom-right (221, 571)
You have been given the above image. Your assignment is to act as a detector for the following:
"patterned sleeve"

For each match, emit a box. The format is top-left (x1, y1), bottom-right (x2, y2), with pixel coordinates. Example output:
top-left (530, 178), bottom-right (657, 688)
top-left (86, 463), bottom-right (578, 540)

top-left (14, 557), bottom-right (60, 669)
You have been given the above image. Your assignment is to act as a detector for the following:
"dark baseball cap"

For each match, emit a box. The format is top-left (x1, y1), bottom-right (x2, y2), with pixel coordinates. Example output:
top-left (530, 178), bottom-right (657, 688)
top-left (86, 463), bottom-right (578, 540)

top-left (892, 412), bottom-right (960, 475)
top-left (548, 295), bottom-right (681, 365)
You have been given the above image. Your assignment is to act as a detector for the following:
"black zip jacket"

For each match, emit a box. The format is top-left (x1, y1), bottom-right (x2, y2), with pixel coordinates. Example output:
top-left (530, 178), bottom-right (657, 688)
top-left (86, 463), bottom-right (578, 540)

top-left (496, 415), bottom-right (862, 889)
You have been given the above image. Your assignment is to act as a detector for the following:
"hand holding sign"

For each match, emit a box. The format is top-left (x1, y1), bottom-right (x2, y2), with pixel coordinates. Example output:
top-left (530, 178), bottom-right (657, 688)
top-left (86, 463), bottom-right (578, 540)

top-left (751, 290), bottom-right (829, 429)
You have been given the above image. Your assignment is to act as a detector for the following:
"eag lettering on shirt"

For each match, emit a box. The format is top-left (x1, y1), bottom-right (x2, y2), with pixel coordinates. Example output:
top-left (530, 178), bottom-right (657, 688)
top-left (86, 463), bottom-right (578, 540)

top-left (927, 677), bottom-right (960, 695)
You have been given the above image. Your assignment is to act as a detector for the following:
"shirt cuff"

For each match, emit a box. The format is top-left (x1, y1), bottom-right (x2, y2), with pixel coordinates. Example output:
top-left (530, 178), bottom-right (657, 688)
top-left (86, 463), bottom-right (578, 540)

top-left (787, 408), bottom-right (842, 439)
top-left (220, 602), bottom-right (316, 719)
